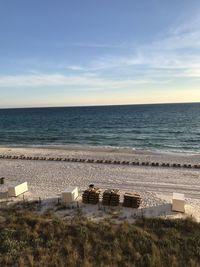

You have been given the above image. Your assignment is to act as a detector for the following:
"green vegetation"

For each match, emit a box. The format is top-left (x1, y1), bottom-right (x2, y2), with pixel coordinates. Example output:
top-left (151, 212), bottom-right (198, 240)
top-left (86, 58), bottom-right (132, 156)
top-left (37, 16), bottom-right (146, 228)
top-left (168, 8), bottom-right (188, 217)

top-left (0, 204), bottom-right (200, 267)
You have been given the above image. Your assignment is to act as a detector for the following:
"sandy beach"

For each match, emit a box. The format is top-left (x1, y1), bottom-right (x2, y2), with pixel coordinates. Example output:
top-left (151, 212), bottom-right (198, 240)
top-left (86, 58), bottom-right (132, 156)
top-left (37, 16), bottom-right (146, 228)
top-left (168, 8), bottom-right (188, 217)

top-left (1, 145), bottom-right (200, 164)
top-left (0, 145), bottom-right (200, 221)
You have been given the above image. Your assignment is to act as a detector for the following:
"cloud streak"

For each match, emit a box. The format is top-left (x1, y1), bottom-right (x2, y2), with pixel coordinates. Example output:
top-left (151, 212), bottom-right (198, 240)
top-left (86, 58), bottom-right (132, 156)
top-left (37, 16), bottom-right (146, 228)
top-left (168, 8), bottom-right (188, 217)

top-left (67, 16), bottom-right (200, 80)
top-left (0, 74), bottom-right (164, 90)
top-left (1, 14), bottom-right (200, 90)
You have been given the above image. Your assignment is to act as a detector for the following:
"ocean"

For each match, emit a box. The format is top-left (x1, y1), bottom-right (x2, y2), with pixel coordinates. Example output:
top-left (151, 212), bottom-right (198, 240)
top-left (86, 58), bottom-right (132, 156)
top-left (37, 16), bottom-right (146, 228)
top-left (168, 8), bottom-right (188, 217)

top-left (0, 103), bottom-right (199, 153)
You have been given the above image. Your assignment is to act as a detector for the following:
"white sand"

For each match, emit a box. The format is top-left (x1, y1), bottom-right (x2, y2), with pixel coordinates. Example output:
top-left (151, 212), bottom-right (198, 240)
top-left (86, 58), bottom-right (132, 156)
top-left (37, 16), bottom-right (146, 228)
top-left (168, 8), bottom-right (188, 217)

top-left (0, 146), bottom-right (200, 222)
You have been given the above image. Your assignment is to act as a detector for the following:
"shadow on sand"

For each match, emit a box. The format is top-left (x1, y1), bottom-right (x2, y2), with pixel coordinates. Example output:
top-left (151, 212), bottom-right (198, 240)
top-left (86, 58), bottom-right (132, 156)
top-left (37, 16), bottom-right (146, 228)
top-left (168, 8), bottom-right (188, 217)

top-left (141, 203), bottom-right (174, 218)
top-left (0, 191), bottom-right (8, 199)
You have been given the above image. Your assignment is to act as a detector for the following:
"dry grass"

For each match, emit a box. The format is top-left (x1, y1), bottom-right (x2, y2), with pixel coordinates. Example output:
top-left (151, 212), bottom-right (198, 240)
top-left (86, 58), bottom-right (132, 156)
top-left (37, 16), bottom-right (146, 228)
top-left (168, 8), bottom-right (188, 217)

top-left (0, 203), bottom-right (200, 267)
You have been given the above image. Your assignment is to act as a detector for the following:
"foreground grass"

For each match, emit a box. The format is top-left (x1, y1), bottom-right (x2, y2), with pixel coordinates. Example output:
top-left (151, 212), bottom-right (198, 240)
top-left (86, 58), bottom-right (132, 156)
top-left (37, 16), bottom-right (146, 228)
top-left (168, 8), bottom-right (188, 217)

top-left (0, 205), bottom-right (200, 267)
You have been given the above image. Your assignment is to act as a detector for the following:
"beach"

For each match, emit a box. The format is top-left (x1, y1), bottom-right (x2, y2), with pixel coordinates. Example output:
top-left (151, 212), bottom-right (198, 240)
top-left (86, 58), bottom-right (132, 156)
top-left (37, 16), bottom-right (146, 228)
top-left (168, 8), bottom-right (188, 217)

top-left (0, 145), bottom-right (200, 221)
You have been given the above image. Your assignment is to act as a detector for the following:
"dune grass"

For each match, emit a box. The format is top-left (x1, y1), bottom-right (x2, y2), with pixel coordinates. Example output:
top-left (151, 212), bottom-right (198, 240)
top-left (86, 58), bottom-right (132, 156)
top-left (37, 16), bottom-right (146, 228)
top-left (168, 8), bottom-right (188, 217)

top-left (0, 204), bottom-right (200, 267)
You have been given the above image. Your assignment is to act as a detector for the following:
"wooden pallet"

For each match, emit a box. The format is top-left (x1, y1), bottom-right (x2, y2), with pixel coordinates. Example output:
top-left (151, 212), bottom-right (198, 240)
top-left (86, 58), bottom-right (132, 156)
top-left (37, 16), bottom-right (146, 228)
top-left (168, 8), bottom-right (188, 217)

top-left (102, 189), bottom-right (120, 206)
top-left (82, 187), bottom-right (101, 204)
top-left (123, 192), bottom-right (141, 208)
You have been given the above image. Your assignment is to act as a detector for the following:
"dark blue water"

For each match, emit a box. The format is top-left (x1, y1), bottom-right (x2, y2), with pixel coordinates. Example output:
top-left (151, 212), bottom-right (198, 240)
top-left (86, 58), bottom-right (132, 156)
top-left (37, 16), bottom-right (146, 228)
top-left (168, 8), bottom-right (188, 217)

top-left (0, 103), bottom-right (200, 153)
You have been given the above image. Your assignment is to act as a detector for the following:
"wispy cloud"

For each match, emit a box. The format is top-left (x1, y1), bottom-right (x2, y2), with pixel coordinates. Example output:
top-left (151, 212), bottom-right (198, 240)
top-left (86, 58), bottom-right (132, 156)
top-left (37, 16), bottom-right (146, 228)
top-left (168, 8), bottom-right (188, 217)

top-left (0, 73), bottom-right (164, 90)
top-left (65, 65), bottom-right (86, 71)
top-left (2, 14), bottom-right (200, 85)
top-left (37, 41), bottom-right (131, 49)
top-left (71, 16), bottom-right (200, 80)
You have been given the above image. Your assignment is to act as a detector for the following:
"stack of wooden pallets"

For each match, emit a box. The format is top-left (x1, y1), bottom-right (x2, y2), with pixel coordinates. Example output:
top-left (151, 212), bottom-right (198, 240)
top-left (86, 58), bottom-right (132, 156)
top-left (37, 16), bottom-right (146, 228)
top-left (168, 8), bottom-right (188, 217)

top-left (0, 177), bottom-right (5, 185)
top-left (82, 187), bottom-right (101, 204)
top-left (123, 193), bottom-right (141, 208)
top-left (102, 189), bottom-right (120, 206)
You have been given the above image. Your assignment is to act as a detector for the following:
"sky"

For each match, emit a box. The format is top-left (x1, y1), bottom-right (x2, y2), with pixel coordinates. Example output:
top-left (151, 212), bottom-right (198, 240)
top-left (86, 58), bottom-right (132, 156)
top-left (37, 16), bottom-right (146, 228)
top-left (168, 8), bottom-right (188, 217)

top-left (0, 0), bottom-right (200, 108)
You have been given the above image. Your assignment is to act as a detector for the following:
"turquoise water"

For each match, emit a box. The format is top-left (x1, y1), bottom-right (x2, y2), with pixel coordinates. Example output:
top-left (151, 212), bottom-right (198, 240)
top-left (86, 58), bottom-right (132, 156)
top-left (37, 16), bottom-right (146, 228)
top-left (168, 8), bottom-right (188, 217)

top-left (0, 103), bottom-right (200, 153)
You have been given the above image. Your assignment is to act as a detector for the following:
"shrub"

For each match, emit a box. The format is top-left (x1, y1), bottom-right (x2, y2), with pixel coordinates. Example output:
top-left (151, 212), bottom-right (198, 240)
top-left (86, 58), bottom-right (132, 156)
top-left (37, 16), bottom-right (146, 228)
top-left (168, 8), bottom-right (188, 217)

top-left (0, 207), bottom-right (199, 266)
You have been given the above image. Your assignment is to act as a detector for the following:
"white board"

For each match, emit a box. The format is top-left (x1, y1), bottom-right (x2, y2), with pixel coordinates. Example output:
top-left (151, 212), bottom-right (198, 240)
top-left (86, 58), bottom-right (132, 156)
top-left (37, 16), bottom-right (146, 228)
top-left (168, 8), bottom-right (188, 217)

top-left (62, 186), bottom-right (78, 203)
top-left (8, 182), bottom-right (28, 197)
top-left (172, 193), bottom-right (185, 213)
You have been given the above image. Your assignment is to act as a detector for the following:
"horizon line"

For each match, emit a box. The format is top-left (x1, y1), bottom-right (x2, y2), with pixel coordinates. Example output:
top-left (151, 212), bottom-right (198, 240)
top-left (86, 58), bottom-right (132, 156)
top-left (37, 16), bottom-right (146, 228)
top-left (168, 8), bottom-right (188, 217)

top-left (0, 101), bottom-right (200, 110)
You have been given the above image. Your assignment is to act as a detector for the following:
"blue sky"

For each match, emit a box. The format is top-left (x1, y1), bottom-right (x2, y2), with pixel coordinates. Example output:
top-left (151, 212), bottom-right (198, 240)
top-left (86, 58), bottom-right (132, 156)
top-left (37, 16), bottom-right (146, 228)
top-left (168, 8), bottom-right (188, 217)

top-left (0, 0), bottom-right (200, 107)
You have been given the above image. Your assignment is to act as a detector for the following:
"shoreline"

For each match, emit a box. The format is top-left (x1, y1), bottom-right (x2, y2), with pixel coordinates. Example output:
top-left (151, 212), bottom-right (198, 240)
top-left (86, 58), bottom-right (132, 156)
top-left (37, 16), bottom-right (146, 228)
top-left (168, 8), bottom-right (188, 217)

top-left (1, 143), bottom-right (200, 156)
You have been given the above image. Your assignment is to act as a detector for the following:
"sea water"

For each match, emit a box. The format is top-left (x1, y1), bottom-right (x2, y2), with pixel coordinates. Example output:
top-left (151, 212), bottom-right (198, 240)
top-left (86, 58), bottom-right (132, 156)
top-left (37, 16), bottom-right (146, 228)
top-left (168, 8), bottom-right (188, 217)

top-left (0, 103), bottom-right (199, 153)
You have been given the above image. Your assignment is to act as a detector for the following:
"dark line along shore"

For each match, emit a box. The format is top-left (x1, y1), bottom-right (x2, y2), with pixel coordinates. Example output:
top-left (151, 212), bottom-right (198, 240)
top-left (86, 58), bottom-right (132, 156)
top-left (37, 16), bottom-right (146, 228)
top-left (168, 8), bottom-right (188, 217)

top-left (0, 154), bottom-right (199, 169)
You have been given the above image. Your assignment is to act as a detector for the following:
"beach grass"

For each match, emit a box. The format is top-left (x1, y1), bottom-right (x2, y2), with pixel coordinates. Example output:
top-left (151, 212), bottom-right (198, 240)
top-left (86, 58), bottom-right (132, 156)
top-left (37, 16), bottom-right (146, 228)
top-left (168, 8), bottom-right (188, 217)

top-left (0, 205), bottom-right (200, 267)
